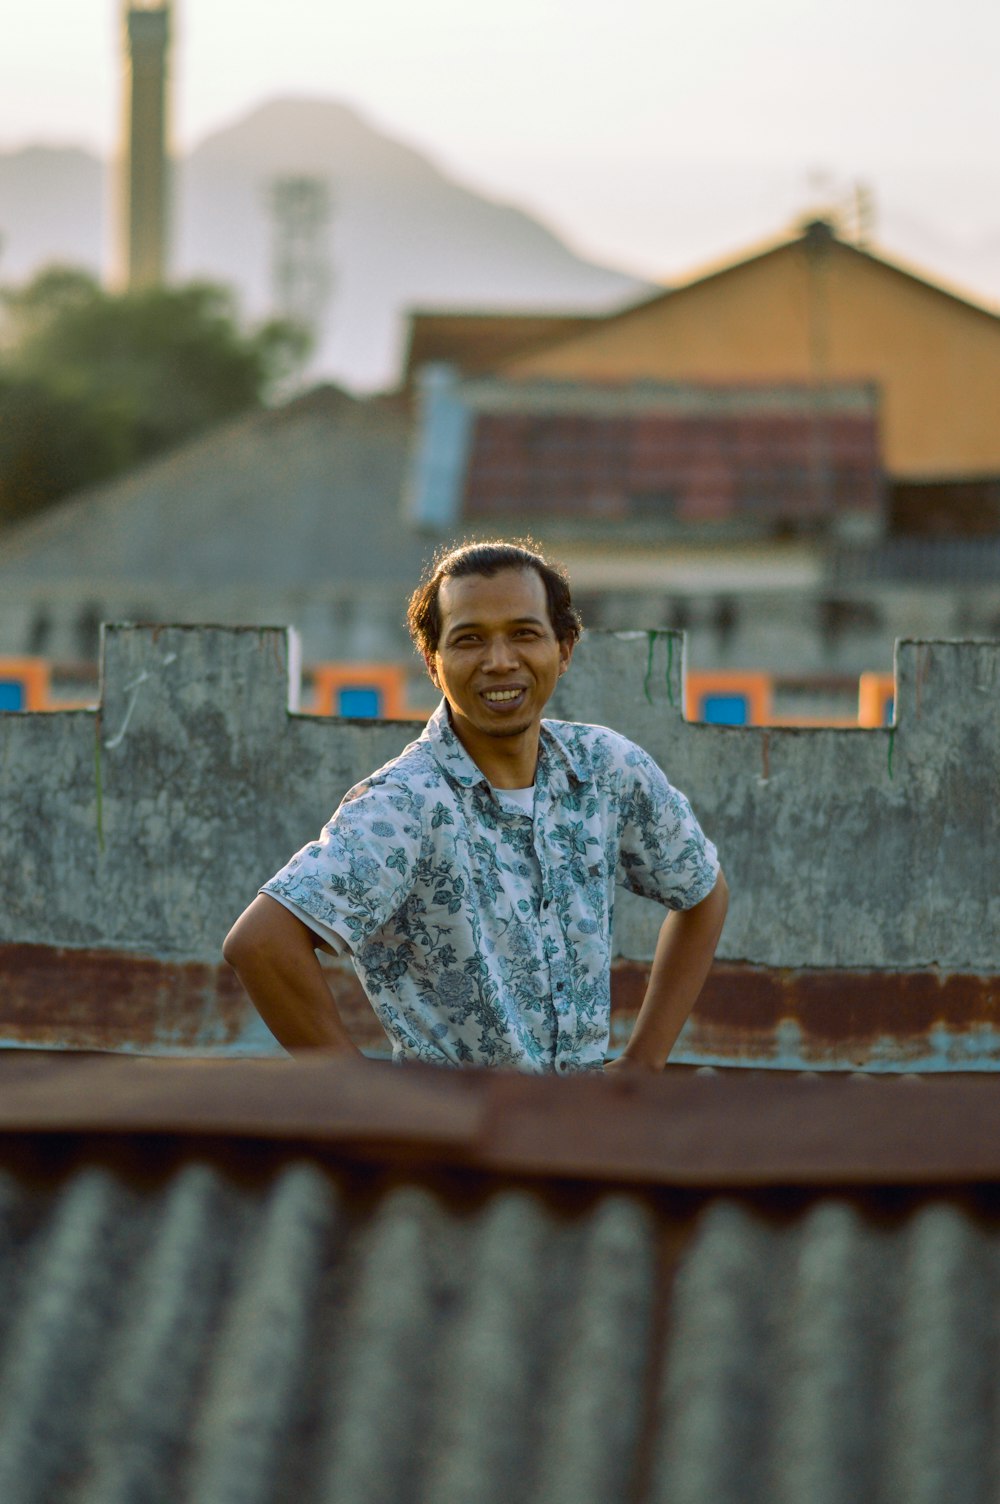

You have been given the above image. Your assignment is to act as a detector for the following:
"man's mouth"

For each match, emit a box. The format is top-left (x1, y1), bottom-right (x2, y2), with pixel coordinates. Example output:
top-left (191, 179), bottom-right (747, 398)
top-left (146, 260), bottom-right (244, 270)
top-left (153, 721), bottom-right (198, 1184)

top-left (481, 688), bottom-right (526, 705)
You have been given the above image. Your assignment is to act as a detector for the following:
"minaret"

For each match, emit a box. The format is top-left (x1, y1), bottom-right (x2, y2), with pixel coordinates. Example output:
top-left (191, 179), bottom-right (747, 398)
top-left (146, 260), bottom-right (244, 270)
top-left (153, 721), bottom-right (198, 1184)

top-left (121, 1), bottom-right (171, 289)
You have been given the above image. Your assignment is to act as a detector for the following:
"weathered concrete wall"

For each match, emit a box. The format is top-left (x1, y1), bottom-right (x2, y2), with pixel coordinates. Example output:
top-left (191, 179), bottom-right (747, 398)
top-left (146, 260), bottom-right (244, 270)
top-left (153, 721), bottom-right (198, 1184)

top-left (2, 624), bottom-right (998, 1067)
top-left (5, 575), bottom-right (999, 684)
top-left (549, 630), bottom-right (1000, 972)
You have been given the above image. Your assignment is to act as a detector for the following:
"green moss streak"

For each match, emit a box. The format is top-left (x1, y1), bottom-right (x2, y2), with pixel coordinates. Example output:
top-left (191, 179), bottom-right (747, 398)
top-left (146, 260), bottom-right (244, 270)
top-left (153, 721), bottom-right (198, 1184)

top-left (94, 720), bottom-right (105, 852)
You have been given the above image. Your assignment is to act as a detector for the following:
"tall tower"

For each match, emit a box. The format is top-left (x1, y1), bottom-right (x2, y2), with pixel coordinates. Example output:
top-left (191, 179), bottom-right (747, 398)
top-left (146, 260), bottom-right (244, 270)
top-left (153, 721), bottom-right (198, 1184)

top-left (269, 177), bottom-right (333, 341)
top-left (267, 176), bottom-right (333, 390)
top-left (121, 1), bottom-right (171, 289)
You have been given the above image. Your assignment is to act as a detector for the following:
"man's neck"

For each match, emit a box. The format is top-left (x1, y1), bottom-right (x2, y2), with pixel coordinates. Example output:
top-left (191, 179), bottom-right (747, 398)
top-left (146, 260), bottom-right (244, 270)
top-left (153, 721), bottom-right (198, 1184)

top-left (449, 716), bottom-right (541, 789)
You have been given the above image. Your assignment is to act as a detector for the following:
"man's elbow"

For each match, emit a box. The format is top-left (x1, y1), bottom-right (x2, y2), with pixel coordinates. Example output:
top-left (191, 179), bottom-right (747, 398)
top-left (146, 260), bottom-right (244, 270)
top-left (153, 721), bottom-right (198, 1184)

top-left (222, 896), bottom-right (274, 972)
top-left (223, 894), bottom-right (313, 975)
top-left (712, 866), bottom-right (729, 914)
top-left (694, 866), bottom-right (729, 940)
top-left (222, 916), bottom-right (252, 972)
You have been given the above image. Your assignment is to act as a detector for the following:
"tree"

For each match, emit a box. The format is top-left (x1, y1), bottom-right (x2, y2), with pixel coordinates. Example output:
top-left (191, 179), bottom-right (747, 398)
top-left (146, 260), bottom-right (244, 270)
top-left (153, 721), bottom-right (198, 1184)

top-left (0, 268), bottom-right (309, 527)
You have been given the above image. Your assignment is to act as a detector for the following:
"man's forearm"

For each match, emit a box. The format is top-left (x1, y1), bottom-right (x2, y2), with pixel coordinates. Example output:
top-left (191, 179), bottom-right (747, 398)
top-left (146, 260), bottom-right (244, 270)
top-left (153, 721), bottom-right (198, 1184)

top-left (223, 894), bottom-right (362, 1056)
top-left (619, 870), bottom-right (729, 1070)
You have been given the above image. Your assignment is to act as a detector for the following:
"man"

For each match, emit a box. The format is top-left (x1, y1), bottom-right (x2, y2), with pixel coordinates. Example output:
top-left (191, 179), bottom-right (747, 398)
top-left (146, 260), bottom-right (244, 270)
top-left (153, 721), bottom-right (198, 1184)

top-left (224, 541), bottom-right (728, 1072)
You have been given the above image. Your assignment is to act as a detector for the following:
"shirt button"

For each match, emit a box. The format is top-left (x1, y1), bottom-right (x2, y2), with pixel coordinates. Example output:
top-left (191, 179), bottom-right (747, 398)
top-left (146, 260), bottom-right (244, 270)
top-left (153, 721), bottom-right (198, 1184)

top-left (542, 899), bottom-right (550, 910)
top-left (555, 981), bottom-right (564, 992)
top-left (556, 1060), bottom-right (568, 1073)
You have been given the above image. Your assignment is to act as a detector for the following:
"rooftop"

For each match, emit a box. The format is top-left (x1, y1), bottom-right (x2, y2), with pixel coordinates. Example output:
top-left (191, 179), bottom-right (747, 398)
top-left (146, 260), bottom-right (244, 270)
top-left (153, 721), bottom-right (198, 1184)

top-left (2, 1052), bottom-right (1000, 1504)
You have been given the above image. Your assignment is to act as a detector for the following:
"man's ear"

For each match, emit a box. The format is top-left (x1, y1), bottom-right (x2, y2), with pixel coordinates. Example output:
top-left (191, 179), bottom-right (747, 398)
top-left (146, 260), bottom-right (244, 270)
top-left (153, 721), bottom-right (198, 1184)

top-left (558, 636), bottom-right (575, 676)
top-left (423, 651), bottom-right (440, 687)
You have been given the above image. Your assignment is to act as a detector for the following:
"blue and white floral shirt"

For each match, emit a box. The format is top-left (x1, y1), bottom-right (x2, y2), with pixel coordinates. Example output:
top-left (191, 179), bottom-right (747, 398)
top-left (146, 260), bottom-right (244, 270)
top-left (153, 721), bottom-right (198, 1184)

top-left (263, 701), bottom-right (719, 1073)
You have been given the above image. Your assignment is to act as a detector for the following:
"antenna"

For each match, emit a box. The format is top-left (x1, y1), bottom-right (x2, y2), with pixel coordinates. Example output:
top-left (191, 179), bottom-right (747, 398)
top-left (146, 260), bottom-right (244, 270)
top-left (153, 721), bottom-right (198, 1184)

top-left (268, 176), bottom-right (333, 357)
top-left (853, 182), bottom-right (876, 247)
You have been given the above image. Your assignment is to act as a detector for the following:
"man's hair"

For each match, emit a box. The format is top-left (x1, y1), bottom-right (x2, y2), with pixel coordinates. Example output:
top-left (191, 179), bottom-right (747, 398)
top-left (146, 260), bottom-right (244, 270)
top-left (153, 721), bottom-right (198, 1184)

top-left (407, 538), bottom-right (583, 659)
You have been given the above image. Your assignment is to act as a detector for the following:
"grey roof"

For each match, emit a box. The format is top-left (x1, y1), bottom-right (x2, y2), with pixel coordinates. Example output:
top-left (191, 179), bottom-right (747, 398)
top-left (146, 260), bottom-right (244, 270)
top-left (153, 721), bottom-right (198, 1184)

top-left (662, 1195), bottom-right (1000, 1504)
top-left (0, 1150), bottom-right (660, 1504)
top-left (833, 536), bottom-right (1000, 584)
top-left (0, 386), bottom-right (428, 591)
top-left (2, 1055), bottom-right (1000, 1502)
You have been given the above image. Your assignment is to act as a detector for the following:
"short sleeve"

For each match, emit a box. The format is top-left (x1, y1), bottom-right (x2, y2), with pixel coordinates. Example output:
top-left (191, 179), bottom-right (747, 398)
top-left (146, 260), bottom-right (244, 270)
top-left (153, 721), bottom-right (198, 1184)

top-left (616, 746), bottom-right (719, 910)
top-left (261, 779), bottom-right (425, 952)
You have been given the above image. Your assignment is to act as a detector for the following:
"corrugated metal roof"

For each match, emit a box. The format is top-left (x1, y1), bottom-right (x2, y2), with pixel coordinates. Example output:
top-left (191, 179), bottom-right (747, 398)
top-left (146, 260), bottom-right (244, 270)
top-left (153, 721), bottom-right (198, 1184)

top-left (0, 1148), bottom-right (663, 1504)
top-left (1, 1145), bottom-right (999, 1502)
top-left (3, 1055), bottom-right (1000, 1503)
top-left (661, 1196), bottom-right (1000, 1504)
top-left (9, 1052), bottom-right (1000, 1186)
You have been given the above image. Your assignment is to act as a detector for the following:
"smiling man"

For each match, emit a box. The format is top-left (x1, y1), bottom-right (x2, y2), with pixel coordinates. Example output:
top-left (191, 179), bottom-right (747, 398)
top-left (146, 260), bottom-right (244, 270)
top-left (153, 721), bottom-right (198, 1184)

top-left (224, 540), bottom-right (728, 1072)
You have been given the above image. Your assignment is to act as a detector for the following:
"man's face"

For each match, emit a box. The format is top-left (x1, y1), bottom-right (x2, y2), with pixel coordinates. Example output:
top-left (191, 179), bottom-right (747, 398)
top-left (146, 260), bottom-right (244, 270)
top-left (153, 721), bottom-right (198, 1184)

top-left (426, 567), bottom-right (573, 754)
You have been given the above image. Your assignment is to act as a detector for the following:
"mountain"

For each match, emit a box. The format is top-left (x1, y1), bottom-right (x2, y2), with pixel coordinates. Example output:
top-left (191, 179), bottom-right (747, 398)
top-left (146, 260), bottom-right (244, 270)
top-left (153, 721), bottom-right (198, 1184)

top-left (0, 144), bottom-right (107, 278)
top-left (0, 99), bottom-right (647, 391)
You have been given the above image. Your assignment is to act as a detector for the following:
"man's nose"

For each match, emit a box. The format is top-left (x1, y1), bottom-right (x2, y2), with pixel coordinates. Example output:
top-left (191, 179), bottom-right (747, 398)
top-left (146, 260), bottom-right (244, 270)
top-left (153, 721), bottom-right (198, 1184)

top-left (481, 634), bottom-right (519, 671)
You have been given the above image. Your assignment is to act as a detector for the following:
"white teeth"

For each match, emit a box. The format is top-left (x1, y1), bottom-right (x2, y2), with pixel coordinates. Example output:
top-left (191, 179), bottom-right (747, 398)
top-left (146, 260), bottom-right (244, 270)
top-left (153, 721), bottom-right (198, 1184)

top-left (484, 689), bottom-right (522, 702)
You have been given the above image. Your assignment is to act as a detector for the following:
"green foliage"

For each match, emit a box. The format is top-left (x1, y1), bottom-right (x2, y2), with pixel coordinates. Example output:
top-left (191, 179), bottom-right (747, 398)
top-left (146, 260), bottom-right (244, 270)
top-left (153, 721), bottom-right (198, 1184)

top-left (0, 375), bottom-right (131, 526)
top-left (0, 267), bottom-right (310, 527)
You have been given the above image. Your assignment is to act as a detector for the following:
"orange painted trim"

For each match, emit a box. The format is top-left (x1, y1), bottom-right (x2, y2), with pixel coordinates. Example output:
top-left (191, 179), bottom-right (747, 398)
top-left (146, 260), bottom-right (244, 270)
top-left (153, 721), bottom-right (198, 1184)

top-left (685, 670), bottom-right (772, 725)
top-left (310, 663), bottom-right (408, 719)
top-left (858, 672), bottom-right (896, 728)
top-left (0, 658), bottom-right (51, 711)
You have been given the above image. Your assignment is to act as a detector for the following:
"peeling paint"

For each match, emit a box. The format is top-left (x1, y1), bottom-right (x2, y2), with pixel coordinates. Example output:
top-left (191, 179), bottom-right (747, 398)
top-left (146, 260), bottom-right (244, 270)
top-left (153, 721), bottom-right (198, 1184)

top-left (103, 652), bottom-right (177, 750)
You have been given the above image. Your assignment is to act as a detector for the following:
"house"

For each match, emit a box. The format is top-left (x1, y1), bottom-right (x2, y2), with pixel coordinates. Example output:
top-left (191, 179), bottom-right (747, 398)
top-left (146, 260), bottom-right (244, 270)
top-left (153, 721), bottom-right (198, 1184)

top-left (493, 218), bottom-right (1000, 497)
top-left (400, 220), bottom-right (1000, 684)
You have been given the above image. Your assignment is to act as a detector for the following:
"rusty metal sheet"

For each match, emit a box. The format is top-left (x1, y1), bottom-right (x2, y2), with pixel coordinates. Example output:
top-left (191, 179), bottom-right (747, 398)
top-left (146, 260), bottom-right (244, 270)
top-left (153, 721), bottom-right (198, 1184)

top-left (3, 945), bottom-right (1000, 1073)
top-left (0, 943), bottom-right (386, 1055)
top-left (3, 1052), bottom-right (1000, 1188)
top-left (612, 961), bottom-right (1000, 1072)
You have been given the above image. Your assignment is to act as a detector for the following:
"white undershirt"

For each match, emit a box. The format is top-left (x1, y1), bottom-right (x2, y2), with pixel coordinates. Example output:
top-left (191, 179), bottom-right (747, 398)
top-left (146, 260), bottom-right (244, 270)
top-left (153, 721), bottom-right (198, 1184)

top-left (491, 784), bottom-right (535, 814)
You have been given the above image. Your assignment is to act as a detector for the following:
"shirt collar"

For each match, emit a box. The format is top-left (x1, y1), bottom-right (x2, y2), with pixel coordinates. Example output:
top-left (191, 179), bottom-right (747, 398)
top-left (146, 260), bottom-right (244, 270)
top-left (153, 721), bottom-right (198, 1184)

top-left (421, 699), bottom-right (487, 789)
top-left (422, 699), bottom-right (588, 794)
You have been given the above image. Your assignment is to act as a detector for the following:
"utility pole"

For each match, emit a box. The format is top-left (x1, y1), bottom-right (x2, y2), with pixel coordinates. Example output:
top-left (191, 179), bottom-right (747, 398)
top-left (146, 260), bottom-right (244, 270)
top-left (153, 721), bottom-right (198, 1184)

top-left (803, 217), bottom-right (835, 524)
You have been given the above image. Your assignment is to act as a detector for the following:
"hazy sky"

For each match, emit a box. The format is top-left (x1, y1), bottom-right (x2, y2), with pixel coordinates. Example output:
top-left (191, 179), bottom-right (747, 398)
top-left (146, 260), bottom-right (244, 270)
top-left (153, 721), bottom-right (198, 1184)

top-left (2, 0), bottom-right (998, 290)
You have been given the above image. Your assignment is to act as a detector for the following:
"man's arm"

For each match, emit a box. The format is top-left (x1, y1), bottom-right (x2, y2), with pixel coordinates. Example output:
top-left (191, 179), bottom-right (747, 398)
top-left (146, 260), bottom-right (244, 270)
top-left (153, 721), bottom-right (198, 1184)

top-left (606, 868), bottom-right (729, 1073)
top-left (223, 893), bottom-right (364, 1057)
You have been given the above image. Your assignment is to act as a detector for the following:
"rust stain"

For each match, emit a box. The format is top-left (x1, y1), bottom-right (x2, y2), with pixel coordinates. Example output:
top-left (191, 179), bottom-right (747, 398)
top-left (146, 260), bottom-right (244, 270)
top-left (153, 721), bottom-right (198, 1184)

top-left (3, 945), bottom-right (998, 1065)
top-left (612, 961), bottom-right (1000, 1063)
top-left (0, 944), bottom-right (387, 1053)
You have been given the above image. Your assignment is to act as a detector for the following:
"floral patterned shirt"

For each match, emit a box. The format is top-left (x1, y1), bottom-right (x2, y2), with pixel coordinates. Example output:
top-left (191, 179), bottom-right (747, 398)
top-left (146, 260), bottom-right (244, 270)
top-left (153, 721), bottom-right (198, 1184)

top-left (262, 700), bottom-right (719, 1073)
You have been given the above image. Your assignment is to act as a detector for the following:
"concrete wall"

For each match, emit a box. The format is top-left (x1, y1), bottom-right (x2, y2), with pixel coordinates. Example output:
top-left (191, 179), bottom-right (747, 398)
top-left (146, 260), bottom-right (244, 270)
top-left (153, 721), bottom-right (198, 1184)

top-left (5, 570), bottom-right (999, 689)
top-left (2, 624), bottom-right (998, 1067)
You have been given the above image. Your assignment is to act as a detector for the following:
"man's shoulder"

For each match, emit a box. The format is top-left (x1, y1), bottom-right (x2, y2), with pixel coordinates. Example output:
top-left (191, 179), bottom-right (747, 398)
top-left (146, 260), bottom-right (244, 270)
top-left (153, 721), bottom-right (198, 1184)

top-left (343, 733), bottom-right (443, 808)
top-left (542, 717), bottom-right (650, 771)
